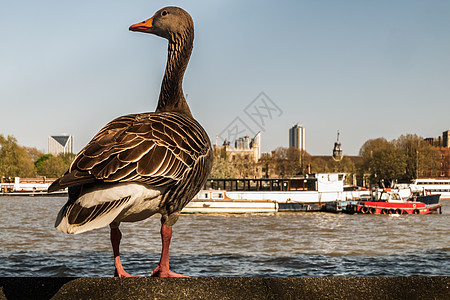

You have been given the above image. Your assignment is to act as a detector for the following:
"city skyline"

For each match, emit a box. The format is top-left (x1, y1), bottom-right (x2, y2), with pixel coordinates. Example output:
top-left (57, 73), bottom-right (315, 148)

top-left (1, 1), bottom-right (450, 155)
top-left (9, 124), bottom-right (450, 158)
top-left (21, 126), bottom-right (450, 163)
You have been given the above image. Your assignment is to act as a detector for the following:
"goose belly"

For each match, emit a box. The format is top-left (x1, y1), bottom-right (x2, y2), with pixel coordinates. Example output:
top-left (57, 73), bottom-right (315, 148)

top-left (118, 194), bottom-right (162, 223)
top-left (99, 182), bottom-right (163, 223)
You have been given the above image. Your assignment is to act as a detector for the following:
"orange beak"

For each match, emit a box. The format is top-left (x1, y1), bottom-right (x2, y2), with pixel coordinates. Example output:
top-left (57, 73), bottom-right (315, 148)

top-left (129, 17), bottom-right (153, 33)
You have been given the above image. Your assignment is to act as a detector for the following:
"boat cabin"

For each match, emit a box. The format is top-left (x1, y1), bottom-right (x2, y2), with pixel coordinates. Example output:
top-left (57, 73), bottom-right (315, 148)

top-left (204, 173), bottom-right (345, 193)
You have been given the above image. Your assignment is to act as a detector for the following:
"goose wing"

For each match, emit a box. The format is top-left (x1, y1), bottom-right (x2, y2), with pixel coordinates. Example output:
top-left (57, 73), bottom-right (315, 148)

top-left (48, 112), bottom-right (210, 192)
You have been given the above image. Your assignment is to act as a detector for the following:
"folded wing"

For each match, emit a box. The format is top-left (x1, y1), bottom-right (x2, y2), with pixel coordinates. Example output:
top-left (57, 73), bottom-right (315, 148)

top-left (48, 112), bottom-right (210, 192)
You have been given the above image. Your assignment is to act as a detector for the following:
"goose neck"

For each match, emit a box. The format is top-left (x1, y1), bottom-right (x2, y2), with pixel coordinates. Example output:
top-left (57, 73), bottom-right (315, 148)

top-left (157, 33), bottom-right (193, 117)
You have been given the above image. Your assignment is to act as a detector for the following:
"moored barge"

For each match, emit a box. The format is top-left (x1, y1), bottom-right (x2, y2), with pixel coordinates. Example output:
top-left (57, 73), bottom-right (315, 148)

top-left (183, 189), bottom-right (278, 214)
top-left (348, 191), bottom-right (443, 215)
top-left (352, 201), bottom-right (442, 215)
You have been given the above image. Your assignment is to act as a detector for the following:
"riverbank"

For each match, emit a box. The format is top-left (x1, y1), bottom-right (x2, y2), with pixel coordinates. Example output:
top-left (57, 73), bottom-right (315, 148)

top-left (1, 277), bottom-right (449, 299)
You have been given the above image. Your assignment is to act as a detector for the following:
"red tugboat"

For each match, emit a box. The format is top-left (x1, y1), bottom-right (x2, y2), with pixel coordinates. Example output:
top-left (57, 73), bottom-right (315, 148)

top-left (352, 190), bottom-right (443, 215)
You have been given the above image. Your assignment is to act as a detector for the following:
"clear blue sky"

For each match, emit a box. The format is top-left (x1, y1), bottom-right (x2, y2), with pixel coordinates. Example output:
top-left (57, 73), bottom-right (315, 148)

top-left (1, 0), bottom-right (449, 155)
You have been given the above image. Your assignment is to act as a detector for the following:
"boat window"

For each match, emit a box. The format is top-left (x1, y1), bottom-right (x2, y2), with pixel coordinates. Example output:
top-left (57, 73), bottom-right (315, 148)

top-left (247, 180), bottom-right (258, 191)
top-left (236, 181), bottom-right (245, 191)
top-left (282, 181), bottom-right (289, 191)
top-left (306, 179), bottom-right (317, 191)
top-left (206, 180), bottom-right (216, 190)
top-left (212, 192), bottom-right (223, 199)
top-left (290, 179), bottom-right (306, 191)
top-left (199, 192), bottom-right (209, 199)
top-left (272, 181), bottom-right (281, 191)
top-left (260, 180), bottom-right (271, 191)
top-left (223, 180), bottom-right (232, 191)
top-left (392, 193), bottom-right (401, 200)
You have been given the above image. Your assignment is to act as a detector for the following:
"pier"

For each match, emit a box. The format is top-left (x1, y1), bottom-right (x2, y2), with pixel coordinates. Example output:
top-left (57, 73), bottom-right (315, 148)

top-left (0, 277), bottom-right (449, 299)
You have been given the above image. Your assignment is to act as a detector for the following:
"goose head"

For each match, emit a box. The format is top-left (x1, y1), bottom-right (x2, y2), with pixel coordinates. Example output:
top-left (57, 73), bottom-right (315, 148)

top-left (129, 7), bottom-right (193, 42)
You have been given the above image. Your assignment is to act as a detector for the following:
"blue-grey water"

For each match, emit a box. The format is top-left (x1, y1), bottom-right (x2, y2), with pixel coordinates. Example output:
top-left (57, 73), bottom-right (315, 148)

top-left (0, 196), bottom-right (449, 277)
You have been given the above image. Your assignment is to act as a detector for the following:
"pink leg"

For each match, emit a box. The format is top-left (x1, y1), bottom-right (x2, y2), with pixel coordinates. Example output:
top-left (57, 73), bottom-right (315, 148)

top-left (110, 227), bottom-right (137, 277)
top-left (151, 225), bottom-right (188, 277)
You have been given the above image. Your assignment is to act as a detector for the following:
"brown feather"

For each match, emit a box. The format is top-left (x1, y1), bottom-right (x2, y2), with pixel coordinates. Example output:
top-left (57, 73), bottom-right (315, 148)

top-left (127, 123), bottom-right (153, 134)
top-left (104, 164), bottom-right (136, 182)
top-left (153, 151), bottom-right (175, 176)
top-left (117, 140), bottom-right (155, 162)
top-left (136, 146), bottom-right (168, 176)
top-left (83, 142), bottom-right (110, 157)
top-left (91, 157), bottom-right (128, 179)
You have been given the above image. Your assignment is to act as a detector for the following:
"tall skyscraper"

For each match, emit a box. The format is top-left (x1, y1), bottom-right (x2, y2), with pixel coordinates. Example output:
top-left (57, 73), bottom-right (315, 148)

top-left (443, 130), bottom-right (450, 148)
top-left (289, 124), bottom-right (306, 151)
top-left (48, 135), bottom-right (74, 155)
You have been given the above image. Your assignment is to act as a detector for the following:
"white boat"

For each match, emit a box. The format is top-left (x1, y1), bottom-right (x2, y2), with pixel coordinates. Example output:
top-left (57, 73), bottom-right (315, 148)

top-left (0, 177), bottom-right (66, 196)
top-left (409, 179), bottom-right (450, 199)
top-left (182, 190), bottom-right (278, 213)
top-left (185, 173), bottom-right (356, 213)
top-left (0, 177), bottom-right (52, 193)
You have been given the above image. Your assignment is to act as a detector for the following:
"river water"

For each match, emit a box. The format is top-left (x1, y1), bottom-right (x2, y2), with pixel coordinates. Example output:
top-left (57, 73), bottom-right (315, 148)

top-left (0, 196), bottom-right (449, 277)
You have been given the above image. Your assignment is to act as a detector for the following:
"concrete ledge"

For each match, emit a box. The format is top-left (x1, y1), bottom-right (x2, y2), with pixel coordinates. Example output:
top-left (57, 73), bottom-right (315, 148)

top-left (1, 277), bottom-right (449, 300)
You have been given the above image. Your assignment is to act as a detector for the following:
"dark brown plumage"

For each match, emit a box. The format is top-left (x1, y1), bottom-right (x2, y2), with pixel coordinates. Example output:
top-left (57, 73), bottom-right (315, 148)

top-left (50, 6), bottom-right (212, 277)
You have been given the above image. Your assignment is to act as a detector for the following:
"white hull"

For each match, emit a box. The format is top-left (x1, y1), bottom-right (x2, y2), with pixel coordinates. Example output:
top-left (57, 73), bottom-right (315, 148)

top-left (407, 179), bottom-right (450, 200)
top-left (183, 200), bottom-right (277, 214)
top-left (224, 190), bottom-right (345, 203)
top-left (438, 192), bottom-right (450, 200)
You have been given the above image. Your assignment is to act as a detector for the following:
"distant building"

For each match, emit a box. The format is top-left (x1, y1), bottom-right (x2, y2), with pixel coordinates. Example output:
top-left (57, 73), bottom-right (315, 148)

top-left (214, 132), bottom-right (261, 163)
top-left (289, 124), bottom-right (306, 151)
top-left (443, 130), bottom-right (450, 148)
top-left (424, 137), bottom-right (438, 146)
top-left (332, 130), bottom-right (343, 161)
top-left (235, 136), bottom-right (251, 149)
top-left (437, 148), bottom-right (450, 178)
top-left (48, 135), bottom-right (74, 156)
top-left (423, 131), bottom-right (450, 178)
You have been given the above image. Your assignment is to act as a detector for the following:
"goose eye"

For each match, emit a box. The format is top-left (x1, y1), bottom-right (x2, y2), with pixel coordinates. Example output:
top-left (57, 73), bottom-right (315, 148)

top-left (161, 10), bottom-right (168, 16)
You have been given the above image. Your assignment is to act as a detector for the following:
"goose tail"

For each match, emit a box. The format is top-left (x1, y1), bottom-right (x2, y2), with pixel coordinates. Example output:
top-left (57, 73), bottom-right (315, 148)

top-left (55, 195), bottom-right (132, 234)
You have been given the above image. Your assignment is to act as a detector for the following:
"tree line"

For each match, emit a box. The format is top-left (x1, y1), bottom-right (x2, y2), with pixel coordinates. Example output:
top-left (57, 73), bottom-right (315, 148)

top-left (211, 134), bottom-right (439, 187)
top-left (0, 134), bottom-right (75, 181)
top-left (1, 133), bottom-right (439, 187)
top-left (358, 134), bottom-right (438, 185)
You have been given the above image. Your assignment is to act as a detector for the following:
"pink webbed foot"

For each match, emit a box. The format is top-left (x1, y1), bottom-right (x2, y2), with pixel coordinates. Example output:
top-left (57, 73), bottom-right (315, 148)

top-left (114, 268), bottom-right (138, 277)
top-left (150, 265), bottom-right (189, 278)
top-left (114, 257), bottom-right (138, 277)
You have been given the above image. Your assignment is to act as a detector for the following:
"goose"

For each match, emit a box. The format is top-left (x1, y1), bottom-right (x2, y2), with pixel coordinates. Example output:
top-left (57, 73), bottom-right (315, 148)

top-left (48, 6), bottom-right (213, 277)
